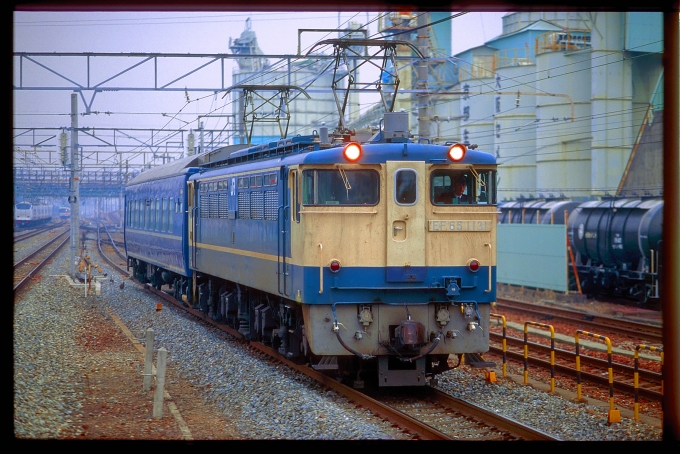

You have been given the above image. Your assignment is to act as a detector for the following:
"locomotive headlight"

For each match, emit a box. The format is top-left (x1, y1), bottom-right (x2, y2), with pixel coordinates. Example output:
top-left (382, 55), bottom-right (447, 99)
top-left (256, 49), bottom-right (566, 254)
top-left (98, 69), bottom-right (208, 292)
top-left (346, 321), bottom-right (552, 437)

top-left (343, 142), bottom-right (362, 162)
top-left (329, 259), bottom-right (341, 273)
top-left (467, 258), bottom-right (480, 272)
top-left (447, 143), bottom-right (466, 161)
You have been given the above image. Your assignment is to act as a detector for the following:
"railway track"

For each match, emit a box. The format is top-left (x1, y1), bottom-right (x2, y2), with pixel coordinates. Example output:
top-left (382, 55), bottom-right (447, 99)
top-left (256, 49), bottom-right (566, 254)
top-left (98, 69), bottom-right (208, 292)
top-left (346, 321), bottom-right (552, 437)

top-left (14, 227), bottom-right (70, 294)
top-left (495, 298), bottom-right (662, 343)
top-left (487, 336), bottom-right (663, 401)
top-left (138, 281), bottom-right (559, 440)
top-left (488, 297), bottom-right (664, 418)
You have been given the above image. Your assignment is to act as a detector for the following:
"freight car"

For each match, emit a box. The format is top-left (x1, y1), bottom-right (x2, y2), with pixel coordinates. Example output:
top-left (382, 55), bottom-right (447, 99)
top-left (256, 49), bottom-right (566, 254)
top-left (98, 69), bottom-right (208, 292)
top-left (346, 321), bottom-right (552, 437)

top-left (124, 110), bottom-right (499, 387)
top-left (14, 201), bottom-right (52, 228)
top-left (498, 197), bottom-right (581, 225)
top-left (498, 196), bottom-right (663, 303)
top-left (568, 197), bottom-right (662, 304)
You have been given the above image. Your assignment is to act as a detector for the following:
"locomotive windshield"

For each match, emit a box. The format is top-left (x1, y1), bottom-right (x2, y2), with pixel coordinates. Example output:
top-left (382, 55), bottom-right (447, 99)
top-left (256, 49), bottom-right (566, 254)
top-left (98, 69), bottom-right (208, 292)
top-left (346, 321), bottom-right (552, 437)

top-left (302, 169), bottom-right (379, 206)
top-left (431, 168), bottom-right (497, 205)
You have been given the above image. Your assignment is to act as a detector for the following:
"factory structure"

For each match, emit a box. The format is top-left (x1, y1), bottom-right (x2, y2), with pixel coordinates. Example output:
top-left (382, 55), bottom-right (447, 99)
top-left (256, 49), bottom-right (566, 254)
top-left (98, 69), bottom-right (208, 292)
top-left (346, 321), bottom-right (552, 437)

top-left (229, 11), bottom-right (664, 202)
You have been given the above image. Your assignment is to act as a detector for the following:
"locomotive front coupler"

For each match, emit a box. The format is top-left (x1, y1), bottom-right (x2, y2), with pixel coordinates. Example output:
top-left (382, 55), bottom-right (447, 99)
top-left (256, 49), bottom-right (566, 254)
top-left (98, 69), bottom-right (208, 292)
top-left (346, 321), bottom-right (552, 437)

top-left (398, 331), bottom-right (442, 363)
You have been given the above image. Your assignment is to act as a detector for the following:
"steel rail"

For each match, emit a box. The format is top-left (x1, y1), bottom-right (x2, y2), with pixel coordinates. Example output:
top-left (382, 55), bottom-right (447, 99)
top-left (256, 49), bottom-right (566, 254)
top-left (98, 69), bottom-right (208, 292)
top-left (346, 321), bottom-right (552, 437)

top-left (13, 231), bottom-right (70, 293)
top-left (495, 298), bottom-right (662, 342)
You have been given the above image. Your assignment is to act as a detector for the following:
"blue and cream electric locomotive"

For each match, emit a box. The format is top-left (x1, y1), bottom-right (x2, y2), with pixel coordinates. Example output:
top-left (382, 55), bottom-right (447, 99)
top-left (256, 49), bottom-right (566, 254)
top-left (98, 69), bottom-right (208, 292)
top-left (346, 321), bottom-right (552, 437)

top-left (125, 110), bottom-right (498, 387)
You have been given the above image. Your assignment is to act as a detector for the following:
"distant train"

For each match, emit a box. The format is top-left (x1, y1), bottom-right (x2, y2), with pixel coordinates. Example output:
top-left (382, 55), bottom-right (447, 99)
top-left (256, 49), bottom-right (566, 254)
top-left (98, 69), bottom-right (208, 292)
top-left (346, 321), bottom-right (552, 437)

top-left (59, 205), bottom-right (71, 220)
top-left (498, 196), bottom-right (663, 303)
top-left (14, 201), bottom-right (53, 228)
top-left (124, 110), bottom-right (499, 387)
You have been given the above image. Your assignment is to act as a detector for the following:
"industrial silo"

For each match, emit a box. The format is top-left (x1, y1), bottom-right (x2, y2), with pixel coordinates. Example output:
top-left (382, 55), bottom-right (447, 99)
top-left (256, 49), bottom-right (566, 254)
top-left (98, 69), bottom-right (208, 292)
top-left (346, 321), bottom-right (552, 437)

top-left (534, 29), bottom-right (592, 197)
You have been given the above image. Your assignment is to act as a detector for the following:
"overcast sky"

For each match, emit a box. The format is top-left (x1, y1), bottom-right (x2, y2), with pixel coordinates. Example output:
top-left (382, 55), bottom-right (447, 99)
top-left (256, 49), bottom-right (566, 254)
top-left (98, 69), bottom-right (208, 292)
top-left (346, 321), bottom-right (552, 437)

top-left (13, 10), bottom-right (507, 141)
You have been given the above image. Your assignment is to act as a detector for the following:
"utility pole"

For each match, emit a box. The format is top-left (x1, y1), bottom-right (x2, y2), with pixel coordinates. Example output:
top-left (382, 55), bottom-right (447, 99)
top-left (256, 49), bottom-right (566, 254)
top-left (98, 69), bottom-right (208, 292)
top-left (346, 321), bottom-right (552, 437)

top-left (69, 93), bottom-right (80, 280)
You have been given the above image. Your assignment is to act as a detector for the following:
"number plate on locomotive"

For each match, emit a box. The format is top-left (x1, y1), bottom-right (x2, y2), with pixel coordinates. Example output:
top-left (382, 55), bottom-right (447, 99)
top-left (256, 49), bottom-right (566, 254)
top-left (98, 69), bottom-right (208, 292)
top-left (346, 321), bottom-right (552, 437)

top-left (428, 220), bottom-right (491, 231)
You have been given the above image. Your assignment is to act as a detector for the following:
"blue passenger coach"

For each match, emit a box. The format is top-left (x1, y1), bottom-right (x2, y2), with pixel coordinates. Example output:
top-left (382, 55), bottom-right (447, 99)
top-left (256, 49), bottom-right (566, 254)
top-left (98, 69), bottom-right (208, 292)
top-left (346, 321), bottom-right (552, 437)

top-left (125, 154), bottom-right (203, 301)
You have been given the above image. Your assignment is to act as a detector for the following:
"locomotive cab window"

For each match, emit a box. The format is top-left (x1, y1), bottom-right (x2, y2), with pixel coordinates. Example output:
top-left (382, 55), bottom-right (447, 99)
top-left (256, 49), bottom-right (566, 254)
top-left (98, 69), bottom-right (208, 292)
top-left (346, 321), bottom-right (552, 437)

top-left (302, 169), bottom-right (379, 206)
top-left (431, 168), bottom-right (497, 205)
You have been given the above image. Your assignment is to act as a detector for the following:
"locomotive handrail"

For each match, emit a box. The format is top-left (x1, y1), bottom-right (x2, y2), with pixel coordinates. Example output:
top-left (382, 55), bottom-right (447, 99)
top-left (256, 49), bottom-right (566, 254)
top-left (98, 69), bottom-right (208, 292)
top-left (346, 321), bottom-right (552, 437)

top-left (431, 209), bottom-right (497, 214)
top-left (485, 242), bottom-right (492, 293)
top-left (300, 210), bottom-right (378, 215)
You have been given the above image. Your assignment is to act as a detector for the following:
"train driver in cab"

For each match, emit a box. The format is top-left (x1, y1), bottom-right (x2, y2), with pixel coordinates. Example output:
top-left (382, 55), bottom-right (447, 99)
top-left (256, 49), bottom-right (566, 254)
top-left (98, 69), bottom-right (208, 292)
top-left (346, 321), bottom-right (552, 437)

top-left (451, 179), bottom-right (470, 204)
top-left (434, 177), bottom-right (470, 204)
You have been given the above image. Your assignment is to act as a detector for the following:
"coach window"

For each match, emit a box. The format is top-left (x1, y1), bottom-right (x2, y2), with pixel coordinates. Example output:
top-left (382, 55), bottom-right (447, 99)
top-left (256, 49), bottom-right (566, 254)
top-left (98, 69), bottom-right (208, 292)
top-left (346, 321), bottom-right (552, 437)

top-left (148, 199), bottom-right (153, 230)
top-left (395, 169), bottom-right (417, 205)
top-left (161, 198), bottom-right (167, 232)
top-left (153, 198), bottom-right (159, 230)
top-left (168, 197), bottom-right (173, 231)
top-left (145, 200), bottom-right (151, 229)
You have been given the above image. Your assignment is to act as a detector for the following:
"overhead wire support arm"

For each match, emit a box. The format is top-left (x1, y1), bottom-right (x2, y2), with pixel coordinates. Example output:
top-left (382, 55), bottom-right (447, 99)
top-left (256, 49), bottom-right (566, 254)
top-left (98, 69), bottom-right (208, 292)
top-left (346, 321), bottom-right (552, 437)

top-left (223, 84), bottom-right (311, 146)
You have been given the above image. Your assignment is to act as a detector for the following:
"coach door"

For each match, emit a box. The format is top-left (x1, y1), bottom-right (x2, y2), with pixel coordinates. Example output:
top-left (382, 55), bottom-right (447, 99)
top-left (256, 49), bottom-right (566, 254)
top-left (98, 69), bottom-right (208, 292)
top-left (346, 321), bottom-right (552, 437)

top-left (385, 161), bottom-right (426, 282)
top-left (187, 180), bottom-right (197, 269)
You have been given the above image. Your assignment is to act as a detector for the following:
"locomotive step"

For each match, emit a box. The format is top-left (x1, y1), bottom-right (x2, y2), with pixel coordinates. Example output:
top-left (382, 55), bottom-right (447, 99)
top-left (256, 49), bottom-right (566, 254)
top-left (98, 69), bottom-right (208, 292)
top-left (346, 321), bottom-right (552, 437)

top-left (464, 353), bottom-right (496, 368)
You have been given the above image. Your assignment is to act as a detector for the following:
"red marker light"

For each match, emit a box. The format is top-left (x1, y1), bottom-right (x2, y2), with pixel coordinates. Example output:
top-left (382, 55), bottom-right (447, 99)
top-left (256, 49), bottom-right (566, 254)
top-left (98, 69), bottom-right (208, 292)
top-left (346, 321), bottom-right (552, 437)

top-left (447, 143), bottom-right (466, 161)
top-left (343, 143), bottom-right (362, 162)
top-left (468, 259), bottom-right (480, 272)
top-left (329, 260), bottom-right (341, 273)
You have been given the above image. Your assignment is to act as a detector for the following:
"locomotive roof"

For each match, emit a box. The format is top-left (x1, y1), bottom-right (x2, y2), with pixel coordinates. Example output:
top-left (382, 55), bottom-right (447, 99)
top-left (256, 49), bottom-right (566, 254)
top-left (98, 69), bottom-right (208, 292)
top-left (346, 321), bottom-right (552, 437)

top-left (186, 142), bottom-right (496, 181)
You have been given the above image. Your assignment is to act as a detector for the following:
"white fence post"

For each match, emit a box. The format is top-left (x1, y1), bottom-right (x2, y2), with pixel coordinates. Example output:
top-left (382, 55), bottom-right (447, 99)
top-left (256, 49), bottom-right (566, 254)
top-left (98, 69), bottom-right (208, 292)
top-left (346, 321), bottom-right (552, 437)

top-left (153, 347), bottom-right (167, 419)
top-left (143, 328), bottom-right (154, 391)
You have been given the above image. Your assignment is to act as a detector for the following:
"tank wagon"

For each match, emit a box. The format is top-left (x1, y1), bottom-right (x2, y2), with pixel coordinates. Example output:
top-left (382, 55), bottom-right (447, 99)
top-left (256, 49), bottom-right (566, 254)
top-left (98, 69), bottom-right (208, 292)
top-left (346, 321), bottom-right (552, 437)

top-left (14, 201), bottom-right (52, 227)
top-left (124, 111), bottom-right (499, 387)
top-left (498, 198), bottom-right (581, 225)
top-left (568, 197), bottom-right (662, 303)
top-left (498, 196), bottom-right (663, 303)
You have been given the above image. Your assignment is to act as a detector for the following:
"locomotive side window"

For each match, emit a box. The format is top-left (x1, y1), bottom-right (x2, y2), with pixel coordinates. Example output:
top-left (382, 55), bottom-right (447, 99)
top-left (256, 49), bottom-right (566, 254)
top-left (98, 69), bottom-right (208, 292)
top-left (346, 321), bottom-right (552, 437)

top-left (301, 169), bottom-right (379, 206)
top-left (395, 169), bottom-right (417, 205)
top-left (292, 170), bottom-right (300, 223)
